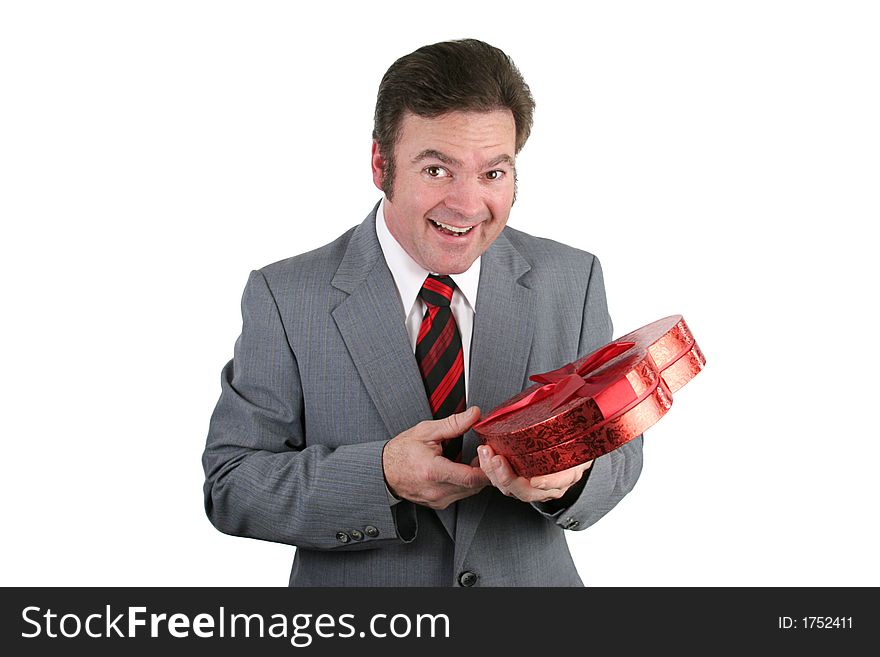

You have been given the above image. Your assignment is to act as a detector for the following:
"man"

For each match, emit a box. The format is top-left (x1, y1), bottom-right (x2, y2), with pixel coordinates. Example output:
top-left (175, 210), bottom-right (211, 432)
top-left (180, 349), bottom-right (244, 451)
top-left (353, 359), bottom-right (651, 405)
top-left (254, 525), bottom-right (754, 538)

top-left (202, 39), bottom-right (643, 586)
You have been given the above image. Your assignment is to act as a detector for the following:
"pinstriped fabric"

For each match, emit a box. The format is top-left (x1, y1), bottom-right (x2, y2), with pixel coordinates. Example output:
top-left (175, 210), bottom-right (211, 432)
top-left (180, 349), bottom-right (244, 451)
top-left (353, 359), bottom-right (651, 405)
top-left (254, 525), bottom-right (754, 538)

top-left (416, 275), bottom-right (465, 460)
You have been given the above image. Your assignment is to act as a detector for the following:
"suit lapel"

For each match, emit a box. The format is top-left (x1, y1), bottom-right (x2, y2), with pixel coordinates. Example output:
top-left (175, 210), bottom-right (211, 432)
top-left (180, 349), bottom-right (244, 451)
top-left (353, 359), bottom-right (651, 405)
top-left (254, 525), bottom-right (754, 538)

top-left (455, 231), bottom-right (535, 567)
top-left (331, 208), bottom-right (432, 441)
top-left (331, 208), bottom-right (456, 537)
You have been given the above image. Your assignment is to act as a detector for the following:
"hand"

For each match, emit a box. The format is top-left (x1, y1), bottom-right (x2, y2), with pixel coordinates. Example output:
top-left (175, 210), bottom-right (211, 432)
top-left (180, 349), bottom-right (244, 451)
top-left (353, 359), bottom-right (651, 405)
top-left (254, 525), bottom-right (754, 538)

top-left (477, 443), bottom-right (593, 503)
top-left (382, 406), bottom-right (490, 510)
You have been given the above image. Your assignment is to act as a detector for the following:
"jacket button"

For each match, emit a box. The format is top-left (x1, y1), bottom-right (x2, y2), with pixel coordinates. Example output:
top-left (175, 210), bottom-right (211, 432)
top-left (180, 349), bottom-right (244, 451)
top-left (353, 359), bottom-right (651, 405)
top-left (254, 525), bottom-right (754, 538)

top-left (335, 532), bottom-right (350, 543)
top-left (350, 529), bottom-right (364, 541)
top-left (364, 525), bottom-right (380, 538)
top-left (563, 517), bottom-right (580, 530)
top-left (459, 571), bottom-right (478, 587)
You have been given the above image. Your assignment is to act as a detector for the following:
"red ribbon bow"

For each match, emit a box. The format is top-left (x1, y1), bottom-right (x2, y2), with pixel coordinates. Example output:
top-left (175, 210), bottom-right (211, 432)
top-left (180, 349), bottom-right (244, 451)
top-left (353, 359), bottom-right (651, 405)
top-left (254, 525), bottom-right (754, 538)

top-left (475, 341), bottom-right (638, 428)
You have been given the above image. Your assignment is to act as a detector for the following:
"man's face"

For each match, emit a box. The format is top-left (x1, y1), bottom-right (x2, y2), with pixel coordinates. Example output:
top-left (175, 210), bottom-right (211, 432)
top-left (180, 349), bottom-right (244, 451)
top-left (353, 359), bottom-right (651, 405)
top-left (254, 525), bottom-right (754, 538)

top-left (372, 110), bottom-right (517, 275)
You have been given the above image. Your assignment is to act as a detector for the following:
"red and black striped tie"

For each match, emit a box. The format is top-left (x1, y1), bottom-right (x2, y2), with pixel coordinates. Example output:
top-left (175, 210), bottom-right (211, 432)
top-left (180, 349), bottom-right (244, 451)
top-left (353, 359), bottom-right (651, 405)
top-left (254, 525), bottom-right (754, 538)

top-left (416, 274), bottom-right (466, 461)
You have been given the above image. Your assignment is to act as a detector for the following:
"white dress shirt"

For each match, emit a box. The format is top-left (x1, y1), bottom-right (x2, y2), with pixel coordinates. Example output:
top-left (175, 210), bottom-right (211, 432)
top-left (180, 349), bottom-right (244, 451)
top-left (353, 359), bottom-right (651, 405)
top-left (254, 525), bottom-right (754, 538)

top-left (375, 199), bottom-right (481, 400)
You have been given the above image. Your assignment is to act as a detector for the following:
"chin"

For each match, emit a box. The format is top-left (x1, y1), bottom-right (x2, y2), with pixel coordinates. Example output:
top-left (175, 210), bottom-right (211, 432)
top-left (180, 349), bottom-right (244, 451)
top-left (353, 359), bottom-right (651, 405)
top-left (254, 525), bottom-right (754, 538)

top-left (420, 246), bottom-right (481, 275)
top-left (436, 261), bottom-right (473, 276)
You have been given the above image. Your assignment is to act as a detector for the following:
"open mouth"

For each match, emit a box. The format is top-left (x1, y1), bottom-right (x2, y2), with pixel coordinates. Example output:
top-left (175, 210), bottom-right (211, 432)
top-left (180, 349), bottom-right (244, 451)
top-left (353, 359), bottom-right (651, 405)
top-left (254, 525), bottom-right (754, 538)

top-left (428, 218), bottom-right (475, 237)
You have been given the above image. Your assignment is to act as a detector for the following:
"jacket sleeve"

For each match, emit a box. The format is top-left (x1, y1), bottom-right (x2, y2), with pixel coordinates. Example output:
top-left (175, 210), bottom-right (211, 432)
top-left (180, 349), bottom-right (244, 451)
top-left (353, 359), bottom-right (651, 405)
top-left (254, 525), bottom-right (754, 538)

top-left (202, 270), bottom-right (417, 550)
top-left (531, 255), bottom-right (644, 529)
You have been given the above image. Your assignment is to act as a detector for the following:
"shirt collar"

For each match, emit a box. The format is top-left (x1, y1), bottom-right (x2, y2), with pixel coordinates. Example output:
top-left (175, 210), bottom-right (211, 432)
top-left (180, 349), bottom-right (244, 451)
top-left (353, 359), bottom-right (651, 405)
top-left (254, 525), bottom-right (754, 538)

top-left (375, 198), bottom-right (480, 313)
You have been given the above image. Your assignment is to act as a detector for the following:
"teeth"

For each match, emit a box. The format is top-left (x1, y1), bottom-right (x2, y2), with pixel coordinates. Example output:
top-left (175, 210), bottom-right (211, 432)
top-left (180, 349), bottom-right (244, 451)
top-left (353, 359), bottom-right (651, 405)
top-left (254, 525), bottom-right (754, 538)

top-left (431, 219), bottom-right (473, 234)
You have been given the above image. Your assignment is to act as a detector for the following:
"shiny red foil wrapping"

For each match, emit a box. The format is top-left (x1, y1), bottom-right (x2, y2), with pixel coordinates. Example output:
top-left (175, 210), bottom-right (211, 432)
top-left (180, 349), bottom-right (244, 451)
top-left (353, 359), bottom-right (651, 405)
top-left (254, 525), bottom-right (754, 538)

top-left (473, 315), bottom-right (705, 477)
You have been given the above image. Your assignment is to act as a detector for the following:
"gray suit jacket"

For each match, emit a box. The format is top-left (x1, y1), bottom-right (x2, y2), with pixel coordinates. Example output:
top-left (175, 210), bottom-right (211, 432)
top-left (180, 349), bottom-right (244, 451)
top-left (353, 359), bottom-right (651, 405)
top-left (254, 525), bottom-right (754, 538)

top-left (202, 204), bottom-right (643, 586)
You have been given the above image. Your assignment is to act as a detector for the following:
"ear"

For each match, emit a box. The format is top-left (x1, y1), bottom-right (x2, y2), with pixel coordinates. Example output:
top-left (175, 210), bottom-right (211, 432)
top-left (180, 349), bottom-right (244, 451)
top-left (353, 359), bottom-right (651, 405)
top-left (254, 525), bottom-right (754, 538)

top-left (370, 141), bottom-right (385, 192)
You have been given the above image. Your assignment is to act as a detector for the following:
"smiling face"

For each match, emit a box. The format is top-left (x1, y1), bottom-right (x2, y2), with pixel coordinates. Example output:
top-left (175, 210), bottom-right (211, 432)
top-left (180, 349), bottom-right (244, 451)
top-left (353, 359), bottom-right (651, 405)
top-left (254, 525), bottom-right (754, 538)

top-left (372, 110), bottom-right (517, 275)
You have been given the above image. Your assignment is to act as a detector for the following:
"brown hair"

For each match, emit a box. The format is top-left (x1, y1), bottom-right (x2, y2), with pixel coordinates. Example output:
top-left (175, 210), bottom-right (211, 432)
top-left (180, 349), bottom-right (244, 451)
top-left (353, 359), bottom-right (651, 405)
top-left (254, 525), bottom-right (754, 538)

top-left (373, 39), bottom-right (535, 199)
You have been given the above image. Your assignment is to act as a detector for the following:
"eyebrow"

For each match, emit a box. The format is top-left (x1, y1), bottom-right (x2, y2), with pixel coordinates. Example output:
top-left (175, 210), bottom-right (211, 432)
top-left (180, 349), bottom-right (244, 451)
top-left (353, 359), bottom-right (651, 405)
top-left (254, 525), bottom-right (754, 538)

top-left (411, 149), bottom-right (515, 170)
top-left (484, 154), bottom-right (516, 169)
top-left (412, 149), bottom-right (463, 168)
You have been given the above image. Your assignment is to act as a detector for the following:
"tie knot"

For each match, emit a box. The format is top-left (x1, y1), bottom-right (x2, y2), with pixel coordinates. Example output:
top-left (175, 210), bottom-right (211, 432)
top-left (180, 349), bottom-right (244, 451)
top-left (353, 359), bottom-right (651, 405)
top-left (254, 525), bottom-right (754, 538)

top-left (419, 274), bottom-right (456, 308)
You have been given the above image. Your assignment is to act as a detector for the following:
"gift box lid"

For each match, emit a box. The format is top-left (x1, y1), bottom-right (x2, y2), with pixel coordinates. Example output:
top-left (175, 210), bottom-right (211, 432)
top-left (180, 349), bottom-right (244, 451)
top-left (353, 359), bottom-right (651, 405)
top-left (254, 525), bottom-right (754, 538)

top-left (473, 315), bottom-right (706, 475)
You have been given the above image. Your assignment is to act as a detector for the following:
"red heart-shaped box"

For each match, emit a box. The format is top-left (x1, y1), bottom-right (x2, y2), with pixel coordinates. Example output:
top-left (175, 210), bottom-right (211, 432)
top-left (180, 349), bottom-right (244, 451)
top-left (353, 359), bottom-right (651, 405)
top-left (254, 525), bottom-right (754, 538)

top-left (473, 315), bottom-right (705, 477)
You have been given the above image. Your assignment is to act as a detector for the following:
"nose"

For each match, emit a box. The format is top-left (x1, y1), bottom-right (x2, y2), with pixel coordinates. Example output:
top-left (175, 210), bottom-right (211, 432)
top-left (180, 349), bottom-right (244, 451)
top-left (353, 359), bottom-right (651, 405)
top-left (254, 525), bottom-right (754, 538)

top-left (443, 176), bottom-right (486, 220)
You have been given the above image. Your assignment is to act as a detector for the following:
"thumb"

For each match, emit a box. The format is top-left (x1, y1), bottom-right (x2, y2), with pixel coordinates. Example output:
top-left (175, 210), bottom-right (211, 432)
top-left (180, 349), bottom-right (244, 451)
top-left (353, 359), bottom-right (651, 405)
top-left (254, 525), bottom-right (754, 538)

top-left (427, 406), bottom-right (481, 441)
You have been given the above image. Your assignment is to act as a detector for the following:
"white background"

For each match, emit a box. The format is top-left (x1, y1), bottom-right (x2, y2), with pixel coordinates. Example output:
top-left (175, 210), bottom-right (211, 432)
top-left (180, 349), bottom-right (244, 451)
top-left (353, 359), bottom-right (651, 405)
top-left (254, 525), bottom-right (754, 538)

top-left (2, 1), bottom-right (877, 586)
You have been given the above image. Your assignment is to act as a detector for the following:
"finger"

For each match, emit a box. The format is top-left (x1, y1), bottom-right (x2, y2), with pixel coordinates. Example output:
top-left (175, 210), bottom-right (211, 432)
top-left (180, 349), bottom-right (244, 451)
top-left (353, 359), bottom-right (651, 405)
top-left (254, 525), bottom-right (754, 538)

top-left (438, 461), bottom-right (490, 489)
top-left (480, 448), bottom-right (559, 501)
top-left (477, 445), bottom-right (502, 488)
top-left (477, 445), bottom-right (499, 471)
top-left (530, 470), bottom-right (577, 491)
top-left (489, 454), bottom-right (518, 488)
top-left (426, 406), bottom-right (481, 442)
top-left (530, 460), bottom-right (590, 490)
top-left (477, 444), bottom-right (497, 464)
top-left (536, 489), bottom-right (566, 502)
top-left (480, 448), bottom-right (521, 492)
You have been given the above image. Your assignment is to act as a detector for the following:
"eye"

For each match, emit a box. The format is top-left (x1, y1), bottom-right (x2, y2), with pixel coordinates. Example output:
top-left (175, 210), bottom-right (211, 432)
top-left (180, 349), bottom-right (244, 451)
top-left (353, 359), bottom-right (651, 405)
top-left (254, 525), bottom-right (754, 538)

top-left (424, 165), bottom-right (449, 178)
top-left (484, 170), bottom-right (505, 181)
